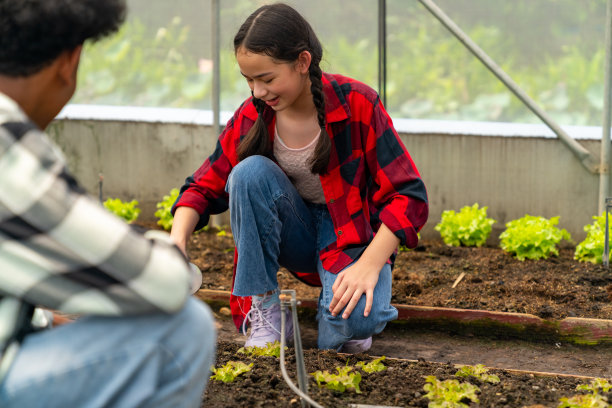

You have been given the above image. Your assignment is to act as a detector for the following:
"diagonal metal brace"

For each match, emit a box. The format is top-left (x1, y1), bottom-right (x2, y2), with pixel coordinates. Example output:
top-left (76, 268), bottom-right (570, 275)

top-left (418, 0), bottom-right (600, 174)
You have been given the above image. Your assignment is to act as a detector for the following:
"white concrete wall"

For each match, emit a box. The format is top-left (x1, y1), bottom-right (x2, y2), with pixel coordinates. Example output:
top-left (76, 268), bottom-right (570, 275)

top-left (48, 107), bottom-right (607, 242)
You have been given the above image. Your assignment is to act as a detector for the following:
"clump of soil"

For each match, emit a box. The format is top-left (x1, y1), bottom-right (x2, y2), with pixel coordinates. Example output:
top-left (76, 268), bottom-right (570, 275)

top-left (203, 341), bottom-right (607, 407)
top-left (187, 228), bottom-right (612, 320)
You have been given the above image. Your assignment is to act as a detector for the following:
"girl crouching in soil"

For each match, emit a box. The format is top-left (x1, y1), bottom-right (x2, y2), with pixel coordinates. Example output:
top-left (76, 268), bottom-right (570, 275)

top-left (170, 2), bottom-right (428, 353)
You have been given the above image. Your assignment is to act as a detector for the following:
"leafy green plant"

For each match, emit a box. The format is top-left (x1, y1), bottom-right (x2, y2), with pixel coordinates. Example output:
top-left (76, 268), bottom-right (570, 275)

top-left (434, 204), bottom-right (496, 247)
top-left (557, 376), bottom-right (611, 407)
top-left (210, 361), bottom-right (253, 383)
top-left (558, 393), bottom-right (609, 408)
top-left (576, 378), bottom-right (612, 395)
top-left (455, 364), bottom-right (500, 384)
top-left (423, 375), bottom-right (480, 408)
top-left (155, 188), bottom-right (179, 231)
top-left (237, 341), bottom-right (283, 358)
top-left (356, 356), bottom-right (387, 373)
top-left (574, 213), bottom-right (612, 264)
top-left (499, 215), bottom-right (572, 261)
top-left (311, 365), bottom-right (362, 393)
top-left (103, 198), bottom-right (140, 223)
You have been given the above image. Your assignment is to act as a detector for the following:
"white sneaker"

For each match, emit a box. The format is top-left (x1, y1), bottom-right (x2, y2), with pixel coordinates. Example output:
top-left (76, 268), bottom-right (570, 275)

top-left (243, 296), bottom-right (293, 348)
top-left (339, 337), bottom-right (372, 354)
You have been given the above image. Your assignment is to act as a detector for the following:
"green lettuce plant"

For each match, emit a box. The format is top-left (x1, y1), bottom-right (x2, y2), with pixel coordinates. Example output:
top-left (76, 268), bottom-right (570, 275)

top-left (499, 215), bottom-right (571, 261)
top-left (237, 341), bottom-right (283, 358)
top-left (434, 204), bottom-right (496, 247)
top-left (103, 198), bottom-right (140, 223)
top-left (574, 213), bottom-right (612, 264)
top-left (155, 188), bottom-right (179, 231)
top-left (210, 361), bottom-right (253, 383)
top-left (455, 364), bottom-right (500, 384)
top-left (557, 394), bottom-right (609, 408)
top-left (558, 378), bottom-right (612, 407)
top-left (423, 375), bottom-right (480, 408)
top-left (311, 365), bottom-right (362, 393)
top-left (356, 356), bottom-right (387, 373)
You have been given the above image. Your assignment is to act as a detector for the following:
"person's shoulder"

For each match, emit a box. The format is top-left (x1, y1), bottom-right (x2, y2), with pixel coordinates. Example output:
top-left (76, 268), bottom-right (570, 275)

top-left (0, 93), bottom-right (42, 144)
top-left (323, 72), bottom-right (379, 104)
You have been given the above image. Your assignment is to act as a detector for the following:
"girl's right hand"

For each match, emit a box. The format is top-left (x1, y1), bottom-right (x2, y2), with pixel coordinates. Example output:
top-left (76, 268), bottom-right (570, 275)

top-left (170, 206), bottom-right (201, 259)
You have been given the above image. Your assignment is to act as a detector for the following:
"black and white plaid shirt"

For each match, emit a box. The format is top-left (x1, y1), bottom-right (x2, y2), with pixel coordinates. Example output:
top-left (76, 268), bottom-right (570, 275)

top-left (0, 92), bottom-right (192, 379)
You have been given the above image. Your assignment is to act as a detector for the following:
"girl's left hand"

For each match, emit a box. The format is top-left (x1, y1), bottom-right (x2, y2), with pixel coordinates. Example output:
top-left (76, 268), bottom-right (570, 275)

top-left (329, 259), bottom-right (381, 319)
top-left (328, 223), bottom-right (400, 319)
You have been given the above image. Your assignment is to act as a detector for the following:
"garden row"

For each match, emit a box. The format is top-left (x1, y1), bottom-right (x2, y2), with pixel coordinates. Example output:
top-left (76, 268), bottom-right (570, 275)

top-left (104, 191), bottom-right (612, 265)
top-left (204, 341), bottom-right (612, 408)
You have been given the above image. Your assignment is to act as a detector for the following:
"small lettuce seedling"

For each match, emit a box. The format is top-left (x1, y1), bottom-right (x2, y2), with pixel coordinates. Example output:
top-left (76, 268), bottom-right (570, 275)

top-left (576, 378), bottom-right (612, 395)
top-left (356, 356), bottom-right (387, 373)
top-left (557, 393), bottom-right (609, 408)
top-left (558, 378), bottom-right (612, 408)
top-left (311, 365), bottom-right (362, 393)
top-left (423, 375), bottom-right (480, 408)
top-left (210, 361), bottom-right (253, 383)
top-left (455, 364), bottom-right (500, 384)
top-left (103, 198), bottom-right (140, 223)
top-left (155, 188), bottom-right (179, 231)
top-left (499, 215), bottom-right (571, 261)
top-left (574, 214), bottom-right (612, 264)
top-left (237, 341), bottom-right (283, 358)
top-left (435, 203), bottom-right (496, 247)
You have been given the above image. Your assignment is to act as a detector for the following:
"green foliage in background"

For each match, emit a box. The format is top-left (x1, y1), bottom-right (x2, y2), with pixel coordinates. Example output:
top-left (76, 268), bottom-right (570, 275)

top-left (434, 203), bottom-right (496, 247)
top-left (574, 213), bottom-right (612, 264)
top-left (75, 17), bottom-right (210, 108)
top-left (499, 215), bottom-right (572, 261)
top-left (74, 0), bottom-right (608, 127)
top-left (155, 188), bottom-right (179, 231)
top-left (103, 198), bottom-right (140, 223)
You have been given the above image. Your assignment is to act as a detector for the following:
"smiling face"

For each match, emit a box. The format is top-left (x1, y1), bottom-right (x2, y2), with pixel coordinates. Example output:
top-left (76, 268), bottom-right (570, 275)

top-left (236, 46), bottom-right (312, 114)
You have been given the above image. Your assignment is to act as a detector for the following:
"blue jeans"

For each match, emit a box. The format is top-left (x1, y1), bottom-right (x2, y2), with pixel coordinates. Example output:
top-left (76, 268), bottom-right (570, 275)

top-left (0, 298), bottom-right (216, 408)
top-left (226, 155), bottom-right (398, 350)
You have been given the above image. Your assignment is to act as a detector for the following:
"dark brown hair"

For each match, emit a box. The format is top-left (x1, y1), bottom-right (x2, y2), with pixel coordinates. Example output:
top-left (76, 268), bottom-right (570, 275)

top-left (233, 3), bottom-right (330, 174)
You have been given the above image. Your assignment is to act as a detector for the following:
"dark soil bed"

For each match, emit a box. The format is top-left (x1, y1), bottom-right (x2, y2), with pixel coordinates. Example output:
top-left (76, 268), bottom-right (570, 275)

top-left (203, 341), bottom-right (607, 407)
top-left (186, 227), bottom-right (612, 320)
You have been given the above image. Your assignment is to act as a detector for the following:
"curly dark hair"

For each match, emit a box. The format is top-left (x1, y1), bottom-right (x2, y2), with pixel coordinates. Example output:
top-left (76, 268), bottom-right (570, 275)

top-left (0, 0), bottom-right (126, 77)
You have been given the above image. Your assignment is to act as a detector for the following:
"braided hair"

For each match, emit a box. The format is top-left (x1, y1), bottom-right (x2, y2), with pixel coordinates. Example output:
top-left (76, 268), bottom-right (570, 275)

top-left (234, 3), bottom-right (331, 174)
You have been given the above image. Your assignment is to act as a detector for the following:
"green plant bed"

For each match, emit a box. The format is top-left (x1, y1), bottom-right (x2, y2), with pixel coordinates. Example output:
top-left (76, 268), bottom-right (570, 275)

top-left (203, 341), bottom-right (610, 407)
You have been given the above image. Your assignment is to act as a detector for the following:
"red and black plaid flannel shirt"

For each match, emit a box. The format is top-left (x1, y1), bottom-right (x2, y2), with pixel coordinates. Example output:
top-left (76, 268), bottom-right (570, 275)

top-left (174, 72), bottom-right (428, 329)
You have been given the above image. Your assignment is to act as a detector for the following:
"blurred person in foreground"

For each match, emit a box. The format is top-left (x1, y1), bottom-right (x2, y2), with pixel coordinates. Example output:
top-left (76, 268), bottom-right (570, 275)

top-left (0, 1), bottom-right (216, 407)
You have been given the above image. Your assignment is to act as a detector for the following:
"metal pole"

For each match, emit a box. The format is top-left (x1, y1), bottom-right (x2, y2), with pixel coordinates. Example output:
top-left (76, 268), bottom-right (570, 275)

top-left (378, 0), bottom-right (387, 107)
top-left (210, 0), bottom-right (221, 228)
top-left (600, 0), bottom-right (612, 214)
top-left (212, 0), bottom-right (220, 138)
top-left (418, 0), bottom-right (599, 175)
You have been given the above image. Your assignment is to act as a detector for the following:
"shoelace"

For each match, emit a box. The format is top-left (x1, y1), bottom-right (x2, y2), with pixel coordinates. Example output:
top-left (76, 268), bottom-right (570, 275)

top-left (241, 302), bottom-right (282, 337)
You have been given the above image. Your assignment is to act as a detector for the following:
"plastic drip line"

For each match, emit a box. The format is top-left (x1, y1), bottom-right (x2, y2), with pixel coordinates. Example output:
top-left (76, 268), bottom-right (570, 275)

top-left (279, 290), bottom-right (324, 408)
